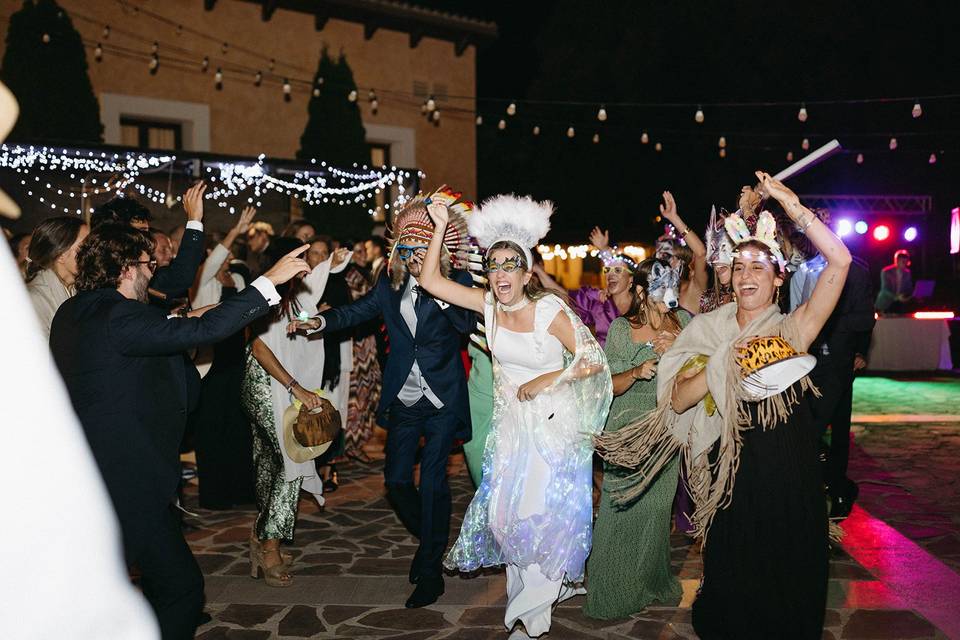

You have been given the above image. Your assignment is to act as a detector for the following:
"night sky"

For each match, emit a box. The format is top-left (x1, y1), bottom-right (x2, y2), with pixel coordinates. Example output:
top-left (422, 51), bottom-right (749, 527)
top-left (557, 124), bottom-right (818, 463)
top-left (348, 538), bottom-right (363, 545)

top-left (423, 1), bottom-right (960, 278)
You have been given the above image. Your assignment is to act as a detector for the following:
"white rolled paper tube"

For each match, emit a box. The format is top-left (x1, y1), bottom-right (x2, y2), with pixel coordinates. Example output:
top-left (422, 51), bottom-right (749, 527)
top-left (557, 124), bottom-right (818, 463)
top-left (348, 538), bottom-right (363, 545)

top-left (772, 139), bottom-right (842, 182)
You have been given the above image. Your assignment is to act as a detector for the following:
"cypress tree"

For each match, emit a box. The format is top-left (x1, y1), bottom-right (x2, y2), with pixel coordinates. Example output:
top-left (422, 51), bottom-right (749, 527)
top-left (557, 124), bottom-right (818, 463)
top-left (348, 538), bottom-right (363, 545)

top-left (298, 47), bottom-right (371, 238)
top-left (1, 0), bottom-right (103, 143)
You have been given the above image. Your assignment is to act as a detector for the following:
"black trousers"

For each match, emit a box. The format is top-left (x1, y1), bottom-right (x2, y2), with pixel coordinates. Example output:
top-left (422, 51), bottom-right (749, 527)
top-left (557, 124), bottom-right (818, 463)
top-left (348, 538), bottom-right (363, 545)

top-left (131, 505), bottom-right (205, 640)
top-left (810, 354), bottom-right (855, 496)
top-left (384, 397), bottom-right (457, 581)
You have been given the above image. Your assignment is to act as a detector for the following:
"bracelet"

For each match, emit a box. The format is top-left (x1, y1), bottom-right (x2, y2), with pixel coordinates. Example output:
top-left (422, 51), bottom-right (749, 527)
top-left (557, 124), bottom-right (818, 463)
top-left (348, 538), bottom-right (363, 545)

top-left (800, 214), bottom-right (814, 231)
top-left (679, 227), bottom-right (690, 237)
top-left (285, 379), bottom-right (299, 393)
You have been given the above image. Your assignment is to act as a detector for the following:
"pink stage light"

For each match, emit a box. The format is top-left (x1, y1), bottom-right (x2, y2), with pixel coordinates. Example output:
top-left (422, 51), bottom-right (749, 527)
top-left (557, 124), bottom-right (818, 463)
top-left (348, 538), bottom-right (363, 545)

top-left (836, 219), bottom-right (853, 237)
top-left (873, 224), bottom-right (891, 241)
top-left (855, 220), bottom-right (869, 235)
top-left (913, 311), bottom-right (955, 320)
top-left (951, 207), bottom-right (959, 255)
top-left (903, 226), bottom-right (918, 242)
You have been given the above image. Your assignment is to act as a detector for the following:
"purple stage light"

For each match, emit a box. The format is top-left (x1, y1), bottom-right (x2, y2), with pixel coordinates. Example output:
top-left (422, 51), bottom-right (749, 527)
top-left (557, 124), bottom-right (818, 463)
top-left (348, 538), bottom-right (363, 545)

top-left (855, 220), bottom-right (869, 235)
top-left (836, 219), bottom-right (853, 237)
top-left (904, 226), bottom-right (918, 242)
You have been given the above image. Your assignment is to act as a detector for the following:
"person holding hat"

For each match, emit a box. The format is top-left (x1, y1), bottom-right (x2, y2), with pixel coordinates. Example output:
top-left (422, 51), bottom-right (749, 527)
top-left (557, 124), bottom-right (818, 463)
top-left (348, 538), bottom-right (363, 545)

top-left (241, 237), bottom-right (351, 588)
top-left (597, 171), bottom-right (851, 639)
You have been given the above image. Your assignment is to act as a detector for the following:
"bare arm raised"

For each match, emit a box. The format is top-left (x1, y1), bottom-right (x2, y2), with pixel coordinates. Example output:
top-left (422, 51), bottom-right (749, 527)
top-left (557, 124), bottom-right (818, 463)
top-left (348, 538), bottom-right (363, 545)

top-left (418, 201), bottom-right (485, 313)
top-left (660, 191), bottom-right (708, 292)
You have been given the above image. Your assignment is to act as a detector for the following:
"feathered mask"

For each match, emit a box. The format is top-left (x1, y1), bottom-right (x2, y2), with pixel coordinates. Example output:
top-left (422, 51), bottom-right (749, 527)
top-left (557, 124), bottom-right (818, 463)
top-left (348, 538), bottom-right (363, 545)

top-left (468, 194), bottom-right (554, 267)
top-left (388, 185), bottom-right (473, 270)
top-left (705, 205), bottom-right (734, 266)
top-left (724, 210), bottom-right (786, 269)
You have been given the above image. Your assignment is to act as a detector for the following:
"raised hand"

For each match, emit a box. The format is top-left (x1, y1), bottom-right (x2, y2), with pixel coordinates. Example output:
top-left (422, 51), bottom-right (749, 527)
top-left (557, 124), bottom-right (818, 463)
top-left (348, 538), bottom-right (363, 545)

top-left (426, 201), bottom-right (449, 227)
top-left (331, 247), bottom-right (351, 269)
top-left (755, 171), bottom-right (799, 208)
top-left (183, 181), bottom-right (206, 222)
top-left (264, 244), bottom-right (311, 286)
top-left (589, 226), bottom-right (610, 251)
top-left (659, 191), bottom-right (679, 223)
top-left (234, 206), bottom-right (256, 235)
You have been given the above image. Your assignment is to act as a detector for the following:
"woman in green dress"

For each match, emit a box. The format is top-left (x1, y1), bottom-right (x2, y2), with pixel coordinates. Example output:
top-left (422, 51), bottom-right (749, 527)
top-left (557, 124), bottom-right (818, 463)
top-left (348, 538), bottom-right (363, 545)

top-left (584, 258), bottom-right (689, 619)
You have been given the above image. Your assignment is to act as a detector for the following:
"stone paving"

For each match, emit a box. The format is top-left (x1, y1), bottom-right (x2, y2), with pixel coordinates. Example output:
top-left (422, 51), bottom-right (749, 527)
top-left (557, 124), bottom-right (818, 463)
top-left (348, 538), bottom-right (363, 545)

top-left (183, 415), bottom-right (958, 639)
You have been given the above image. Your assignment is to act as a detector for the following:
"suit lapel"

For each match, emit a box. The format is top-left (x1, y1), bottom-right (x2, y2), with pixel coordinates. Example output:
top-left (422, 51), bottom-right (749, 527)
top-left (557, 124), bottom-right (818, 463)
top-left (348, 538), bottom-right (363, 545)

top-left (389, 276), bottom-right (414, 341)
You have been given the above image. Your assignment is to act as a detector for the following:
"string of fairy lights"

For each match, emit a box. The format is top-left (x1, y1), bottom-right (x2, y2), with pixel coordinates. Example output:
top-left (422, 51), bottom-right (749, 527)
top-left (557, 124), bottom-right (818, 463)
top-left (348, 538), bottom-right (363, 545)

top-left (0, 144), bottom-right (418, 217)
top-left (1, 0), bottom-right (956, 221)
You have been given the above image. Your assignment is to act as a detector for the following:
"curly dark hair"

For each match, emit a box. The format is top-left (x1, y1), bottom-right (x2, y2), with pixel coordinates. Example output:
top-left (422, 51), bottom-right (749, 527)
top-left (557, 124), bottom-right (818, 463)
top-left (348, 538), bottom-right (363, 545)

top-left (90, 196), bottom-right (152, 229)
top-left (75, 223), bottom-right (154, 292)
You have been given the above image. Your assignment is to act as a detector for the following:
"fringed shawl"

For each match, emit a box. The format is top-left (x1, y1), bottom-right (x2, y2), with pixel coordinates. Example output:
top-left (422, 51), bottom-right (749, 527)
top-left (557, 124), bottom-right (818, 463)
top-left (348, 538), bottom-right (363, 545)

top-left (595, 301), bottom-right (818, 539)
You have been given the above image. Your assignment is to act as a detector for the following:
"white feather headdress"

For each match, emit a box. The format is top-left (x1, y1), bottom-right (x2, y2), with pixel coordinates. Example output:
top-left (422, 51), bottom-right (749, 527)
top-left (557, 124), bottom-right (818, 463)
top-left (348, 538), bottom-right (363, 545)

top-left (468, 194), bottom-right (554, 266)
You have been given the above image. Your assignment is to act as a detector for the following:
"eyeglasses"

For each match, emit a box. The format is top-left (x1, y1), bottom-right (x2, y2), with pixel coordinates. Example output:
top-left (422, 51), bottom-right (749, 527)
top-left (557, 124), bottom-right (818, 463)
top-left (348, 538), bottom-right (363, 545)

top-left (602, 265), bottom-right (633, 275)
top-left (395, 245), bottom-right (427, 260)
top-left (486, 257), bottom-right (522, 273)
top-left (132, 259), bottom-right (158, 273)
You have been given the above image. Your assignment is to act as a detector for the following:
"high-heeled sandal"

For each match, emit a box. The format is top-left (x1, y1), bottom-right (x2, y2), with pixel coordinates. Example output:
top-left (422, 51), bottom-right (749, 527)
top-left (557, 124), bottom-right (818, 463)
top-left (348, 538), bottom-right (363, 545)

top-left (249, 539), bottom-right (293, 587)
top-left (249, 534), bottom-right (294, 567)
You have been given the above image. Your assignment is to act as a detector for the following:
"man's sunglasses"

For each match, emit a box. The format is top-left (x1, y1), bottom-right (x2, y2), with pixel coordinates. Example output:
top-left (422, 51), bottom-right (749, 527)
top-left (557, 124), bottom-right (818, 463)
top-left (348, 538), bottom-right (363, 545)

top-left (132, 259), bottom-right (158, 273)
top-left (395, 245), bottom-right (427, 260)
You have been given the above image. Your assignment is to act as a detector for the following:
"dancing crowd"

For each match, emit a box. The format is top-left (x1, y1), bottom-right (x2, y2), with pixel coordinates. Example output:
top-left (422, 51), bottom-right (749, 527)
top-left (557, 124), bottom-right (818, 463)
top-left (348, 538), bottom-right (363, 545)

top-left (11, 168), bottom-right (874, 640)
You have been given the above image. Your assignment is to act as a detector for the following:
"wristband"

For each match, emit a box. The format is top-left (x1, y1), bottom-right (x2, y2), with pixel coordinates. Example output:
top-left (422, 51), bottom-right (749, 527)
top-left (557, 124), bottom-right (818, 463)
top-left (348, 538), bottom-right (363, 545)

top-left (285, 379), bottom-right (299, 394)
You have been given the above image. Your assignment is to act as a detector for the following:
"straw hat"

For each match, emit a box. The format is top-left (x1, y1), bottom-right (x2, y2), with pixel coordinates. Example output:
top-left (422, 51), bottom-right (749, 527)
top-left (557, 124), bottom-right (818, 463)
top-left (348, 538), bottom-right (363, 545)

top-left (0, 82), bottom-right (22, 219)
top-left (281, 391), bottom-right (342, 463)
top-left (737, 336), bottom-right (816, 400)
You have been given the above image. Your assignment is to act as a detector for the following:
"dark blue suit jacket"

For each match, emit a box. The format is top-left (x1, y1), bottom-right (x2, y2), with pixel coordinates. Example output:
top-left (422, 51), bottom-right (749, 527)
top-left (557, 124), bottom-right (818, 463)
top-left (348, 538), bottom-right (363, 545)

top-left (321, 269), bottom-right (475, 440)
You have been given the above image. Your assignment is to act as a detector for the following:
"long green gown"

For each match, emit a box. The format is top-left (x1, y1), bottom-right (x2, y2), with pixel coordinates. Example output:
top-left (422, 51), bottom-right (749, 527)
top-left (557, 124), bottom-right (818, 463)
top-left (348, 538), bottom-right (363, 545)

top-left (583, 314), bottom-right (687, 619)
top-left (463, 342), bottom-right (494, 488)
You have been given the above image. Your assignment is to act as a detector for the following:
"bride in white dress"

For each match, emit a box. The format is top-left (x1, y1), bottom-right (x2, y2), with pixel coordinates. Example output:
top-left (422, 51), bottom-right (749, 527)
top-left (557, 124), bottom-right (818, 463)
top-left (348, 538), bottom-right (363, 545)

top-left (417, 194), bottom-right (611, 638)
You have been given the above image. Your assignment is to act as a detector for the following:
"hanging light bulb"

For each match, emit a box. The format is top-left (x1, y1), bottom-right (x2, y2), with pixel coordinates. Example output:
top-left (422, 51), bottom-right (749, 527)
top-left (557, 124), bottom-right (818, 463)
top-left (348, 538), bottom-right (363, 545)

top-left (497, 119), bottom-right (506, 130)
top-left (426, 96), bottom-right (436, 112)
top-left (889, 137), bottom-right (897, 150)
top-left (431, 109), bottom-right (440, 122)
top-left (149, 53), bottom-right (159, 74)
top-left (592, 133), bottom-right (600, 144)
top-left (269, 58), bottom-right (276, 72)
top-left (201, 56), bottom-right (209, 72)
top-left (221, 42), bottom-right (228, 54)
top-left (175, 24), bottom-right (183, 36)
top-left (856, 153), bottom-right (864, 165)
top-left (421, 101), bottom-right (428, 114)
top-left (566, 126), bottom-right (575, 138)
top-left (368, 89), bottom-right (377, 102)
top-left (94, 43), bottom-right (103, 62)
top-left (718, 136), bottom-right (727, 149)
top-left (694, 106), bottom-right (704, 123)
top-left (214, 67), bottom-right (223, 89)
top-left (912, 101), bottom-right (922, 118)
top-left (719, 148), bottom-right (726, 158)
top-left (348, 89), bottom-right (358, 102)
top-left (641, 131), bottom-right (649, 144)
top-left (655, 142), bottom-right (663, 152)
top-left (929, 153), bottom-right (937, 164)
top-left (506, 102), bottom-right (517, 116)
top-left (801, 138), bottom-right (810, 151)
top-left (532, 125), bottom-right (540, 136)
top-left (798, 103), bottom-right (808, 122)
top-left (283, 79), bottom-right (292, 101)
top-left (313, 87), bottom-right (320, 98)
top-left (786, 151), bottom-right (794, 162)
top-left (151, 41), bottom-right (159, 54)
top-left (41, 33), bottom-right (50, 44)
top-left (597, 106), bottom-right (607, 122)
top-left (370, 99), bottom-right (379, 114)
top-left (254, 71), bottom-right (262, 86)
top-left (102, 25), bottom-right (110, 39)
top-left (475, 115), bottom-right (483, 126)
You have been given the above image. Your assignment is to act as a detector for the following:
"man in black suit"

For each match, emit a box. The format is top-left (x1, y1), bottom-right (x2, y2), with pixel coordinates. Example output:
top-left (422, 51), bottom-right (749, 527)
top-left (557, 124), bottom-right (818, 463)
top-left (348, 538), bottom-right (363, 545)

top-left (50, 224), bottom-right (310, 640)
top-left (298, 225), bottom-right (474, 609)
top-left (791, 230), bottom-right (875, 519)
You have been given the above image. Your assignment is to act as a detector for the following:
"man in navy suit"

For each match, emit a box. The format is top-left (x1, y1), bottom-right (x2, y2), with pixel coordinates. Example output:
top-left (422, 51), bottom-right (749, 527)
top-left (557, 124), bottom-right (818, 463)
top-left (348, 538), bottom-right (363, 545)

top-left (301, 224), bottom-right (474, 608)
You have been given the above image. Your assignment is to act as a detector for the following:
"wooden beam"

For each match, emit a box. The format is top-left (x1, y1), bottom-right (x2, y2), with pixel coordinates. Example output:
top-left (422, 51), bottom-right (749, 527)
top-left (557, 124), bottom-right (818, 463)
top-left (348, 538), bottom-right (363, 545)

top-left (203, 0), bottom-right (217, 11)
top-left (455, 36), bottom-right (470, 56)
top-left (409, 30), bottom-right (423, 49)
top-left (364, 23), bottom-right (378, 40)
top-left (261, 0), bottom-right (279, 21)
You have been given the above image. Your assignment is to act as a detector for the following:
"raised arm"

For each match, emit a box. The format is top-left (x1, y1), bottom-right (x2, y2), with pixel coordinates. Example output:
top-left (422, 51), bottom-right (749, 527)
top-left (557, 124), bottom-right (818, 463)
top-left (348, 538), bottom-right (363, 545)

top-left (420, 201), bottom-right (484, 313)
top-left (660, 191), bottom-right (708, 291)
top-left (757, 171), bottom-right (851, 350)
top-left (150, 182), bottom-right (207, 297)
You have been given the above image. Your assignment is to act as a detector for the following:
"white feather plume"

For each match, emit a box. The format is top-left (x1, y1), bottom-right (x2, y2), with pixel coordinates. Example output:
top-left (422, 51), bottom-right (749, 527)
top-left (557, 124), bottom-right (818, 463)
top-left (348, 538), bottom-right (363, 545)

top-left (468, 194), bottom-right (554, 250)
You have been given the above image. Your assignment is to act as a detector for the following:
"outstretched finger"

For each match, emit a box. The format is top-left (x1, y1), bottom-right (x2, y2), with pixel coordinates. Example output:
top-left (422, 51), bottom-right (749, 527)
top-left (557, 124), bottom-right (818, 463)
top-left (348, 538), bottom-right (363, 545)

top-left (284, 244), bottom-right (310, 258)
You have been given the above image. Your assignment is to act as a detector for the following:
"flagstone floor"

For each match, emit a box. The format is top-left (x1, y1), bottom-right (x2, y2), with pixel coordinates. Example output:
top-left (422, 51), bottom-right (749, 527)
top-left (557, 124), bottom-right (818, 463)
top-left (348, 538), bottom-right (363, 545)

top-left (185, 418), bottom-right (959, 639)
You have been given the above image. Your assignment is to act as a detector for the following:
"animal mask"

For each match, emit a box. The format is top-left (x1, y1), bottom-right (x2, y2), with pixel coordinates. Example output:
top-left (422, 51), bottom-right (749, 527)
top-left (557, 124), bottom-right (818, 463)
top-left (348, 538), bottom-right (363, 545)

top-left (647, 262), bottom-right (680, 309)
